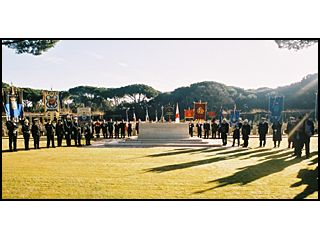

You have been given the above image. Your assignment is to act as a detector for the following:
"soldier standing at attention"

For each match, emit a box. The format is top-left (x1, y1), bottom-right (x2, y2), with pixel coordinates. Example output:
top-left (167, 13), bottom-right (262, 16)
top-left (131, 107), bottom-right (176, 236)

top-left (56, 119), bottom-right (64, 147)
top-left (220, 118), bottom-right (229, 146)
top-left (31, 118), bottom-right (41, 149)
top-left (241, 119), bottom-right (251, 148)
top-left (102, 120), bottom-right (108, 139)
top-left (272, 120), bottom-right (282, 148)
top-left (120, 120), bottom-right (126, 138)
top-left (135, 119), bottom-right (140, 135)
top-left (94, 121), bottom-right (101, 138)
top-left (189, 120), bottom-right (194, 137)
top-left (293, 116), bottom-right (304, 158)
top-left (22, 119), bottom-right (31, 150)
top-left (258, 117), bottom-right (268, 147)
top-left (64, 117), bottom-right (73, 147)
top-left (108, 119), bottom-right (114, 138)
top-left (114, 120), bottom-right (120, 139)
top-left (286, 117), bottom-right (295, 148)
top-left (84, 123), bottom-right (91, 146)
top-left (45, 119), bottom-right (55, 148)
top-left (232, 119), bottom-right (242, 147)
top-left (6, 117), bottom-right (18, 152)
top-left (211, 119), bottom-right (218, 139)
top-left (72, 118), bottom-right (81, 146)
top-left (204, 120), bottom-right (210, 139)
top-left (196, 121), bottom-right (202, 138)
top-left (127, 121), bottom-right (132, 137)
top-left (304, 117), bottom-right (315, 159)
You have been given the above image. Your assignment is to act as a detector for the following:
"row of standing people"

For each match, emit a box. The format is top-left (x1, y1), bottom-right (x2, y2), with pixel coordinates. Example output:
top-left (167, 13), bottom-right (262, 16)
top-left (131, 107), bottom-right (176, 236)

top-left (91, 119), bottom-right (139, 139)
top-left (5, 117), bottom-right (140, 151)
top-left (188, 116), bottom-right (315, 158)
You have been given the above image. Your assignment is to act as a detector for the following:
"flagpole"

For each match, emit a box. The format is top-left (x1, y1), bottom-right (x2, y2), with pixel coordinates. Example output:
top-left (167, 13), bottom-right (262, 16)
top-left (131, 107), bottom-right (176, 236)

top-left (315, 92), bottom-right (318, 121)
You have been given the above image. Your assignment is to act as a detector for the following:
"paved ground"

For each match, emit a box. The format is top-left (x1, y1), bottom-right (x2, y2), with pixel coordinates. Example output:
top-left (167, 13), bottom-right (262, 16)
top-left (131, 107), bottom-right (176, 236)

top-left (2, 136), bottom-right (318, 199)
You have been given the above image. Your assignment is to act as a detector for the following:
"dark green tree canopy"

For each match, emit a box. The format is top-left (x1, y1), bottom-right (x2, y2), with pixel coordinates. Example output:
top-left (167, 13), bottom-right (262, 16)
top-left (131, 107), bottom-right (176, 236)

top-left (2, 40), bottom-right (59, 55)
top-left (275, 40), bottom-right (318, 50)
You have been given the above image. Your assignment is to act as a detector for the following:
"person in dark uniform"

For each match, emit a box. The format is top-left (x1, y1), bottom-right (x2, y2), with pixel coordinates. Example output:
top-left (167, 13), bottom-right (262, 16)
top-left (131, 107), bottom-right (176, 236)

top-left (64, 117), bottom-right (73, 146)
top-left (204, 120), bottom-right (210, 139)
top-left (6, 117), bottom-right (18, 152)
top-left (91, 121), bottom-right (95, 139)
top-left (31, 118), bottom-right (41, 149)
top-left (217, 124), bottom-right (221, 139)
top-left (189, 120), bottom-right (194, 137)
top-left (127, 121), bottom-right (132, 137)
top-left (241, 119), bottom-right (251, 148)
top-left (272, 120), bottom-right (282, 148)
top-left (84, 123), bottom-right (91, 145)
top-left (55, 119), bottom-right (64, 147)
top-left (196, 121), bottom-right (203, 138)
top-left (120, 120), bottom-right (126, 138)
top-left (286, 117), bottom-right (296, 148)
top-left (114, 120), bottom-right (120, 138)
top-left (136, 119), bottom-right (140, 135)
top-left (108, 119), bottom-right (114, 138)
top-left (22, 119), bottom-right (31, 150)
top-left (293, 116), bottom-right (305, 158)
top-left (95, 121), bottom-right (101, 138)
top-left (220, 118), bottom-right (229, 146)
top-left (72, 118), bottom-right (82, 146)
top-left (211, 119), bottom-right (218, 139)
top-left (45, 119), bottom-right (55, 148)
top-left (304, 117), bottom-right (315, 159)
top-left (232, 119), bottom-right (242, 147)
top-left (258, 117), bottom-right (268, 147)
top-left (102, 120), bottom-right (108, 139)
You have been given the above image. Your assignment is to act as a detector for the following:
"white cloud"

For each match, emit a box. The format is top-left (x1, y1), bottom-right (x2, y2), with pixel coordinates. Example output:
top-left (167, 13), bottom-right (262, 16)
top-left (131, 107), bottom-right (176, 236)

top-left (43, 56), bottom-right (67, 64)
top-left (117, 61), bottom-right (129, 68)
top-left (85, 51), bottom-right (104, 60)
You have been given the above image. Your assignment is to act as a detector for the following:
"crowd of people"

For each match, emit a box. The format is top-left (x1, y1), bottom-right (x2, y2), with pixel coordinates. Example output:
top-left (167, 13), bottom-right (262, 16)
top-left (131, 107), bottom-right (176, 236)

top-left (5, 116), bottom-right (140, 152)
top-left (4, 114), bottom-right (316, 159)
top-left (189, 115), bottom-right (316, 158)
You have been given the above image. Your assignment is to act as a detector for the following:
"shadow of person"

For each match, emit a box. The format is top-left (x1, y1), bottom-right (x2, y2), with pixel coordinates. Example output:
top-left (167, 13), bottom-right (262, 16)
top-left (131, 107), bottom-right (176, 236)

top-left (291, 166), bottom-right (318, 199)
top-left (194, 152), bottom-right (306, 194)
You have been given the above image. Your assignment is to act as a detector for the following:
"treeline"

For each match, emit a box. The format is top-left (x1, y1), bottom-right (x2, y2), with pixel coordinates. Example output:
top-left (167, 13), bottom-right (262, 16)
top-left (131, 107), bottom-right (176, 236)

top-left (2, 73), bottom-right (318, 119)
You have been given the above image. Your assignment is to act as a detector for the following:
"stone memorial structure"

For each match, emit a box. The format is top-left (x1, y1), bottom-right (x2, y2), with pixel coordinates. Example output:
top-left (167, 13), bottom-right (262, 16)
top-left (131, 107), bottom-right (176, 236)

top-left (138, 122), bottom-right (189, 140)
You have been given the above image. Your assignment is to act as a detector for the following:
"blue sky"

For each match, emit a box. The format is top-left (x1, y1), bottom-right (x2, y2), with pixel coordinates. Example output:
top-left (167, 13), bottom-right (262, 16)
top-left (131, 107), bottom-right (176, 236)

top-left (2, 40), bottom-right (318, 92)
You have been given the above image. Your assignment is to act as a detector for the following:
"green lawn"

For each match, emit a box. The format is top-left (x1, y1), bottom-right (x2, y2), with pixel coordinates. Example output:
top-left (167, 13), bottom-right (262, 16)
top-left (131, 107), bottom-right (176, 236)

top-left (2, 137), bottom-right (318, 199)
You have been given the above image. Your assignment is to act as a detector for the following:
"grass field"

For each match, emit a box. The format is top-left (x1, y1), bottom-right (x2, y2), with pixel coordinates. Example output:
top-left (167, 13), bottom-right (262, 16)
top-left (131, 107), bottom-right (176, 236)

top-left (2, 136), bottom-right (318, 199)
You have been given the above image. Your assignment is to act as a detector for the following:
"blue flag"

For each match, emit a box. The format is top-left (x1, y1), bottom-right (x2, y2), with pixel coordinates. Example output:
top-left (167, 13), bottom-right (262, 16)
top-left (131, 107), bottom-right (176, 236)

top-left (269, 96), bottom-right (284, 123)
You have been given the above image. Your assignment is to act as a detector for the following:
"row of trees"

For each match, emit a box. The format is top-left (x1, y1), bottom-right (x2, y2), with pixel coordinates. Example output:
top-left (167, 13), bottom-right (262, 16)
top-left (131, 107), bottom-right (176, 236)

top-left (2, 73), bottom-right (318, 119)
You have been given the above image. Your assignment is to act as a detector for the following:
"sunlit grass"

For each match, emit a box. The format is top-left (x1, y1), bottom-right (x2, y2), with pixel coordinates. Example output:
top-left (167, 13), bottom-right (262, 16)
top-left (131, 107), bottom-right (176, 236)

top-left (2, 136), bottom-right (318, 199)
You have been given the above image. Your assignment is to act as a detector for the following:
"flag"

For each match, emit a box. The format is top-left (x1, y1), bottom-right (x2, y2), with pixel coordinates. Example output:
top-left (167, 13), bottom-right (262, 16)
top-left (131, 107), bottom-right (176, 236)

top-left (175, 103), bottom-right (180, 123)
top-left (208, 111), bottom-right (216, 119)
top-left (43, 90), bottom-right (60, 112)
top-left (219, 106), bottom-right (223, 126)
top-left (146, 108), bottom-right (149, 122)
top-left (269, 96), bottom-right (284, 123)
top-left (3, 87), bottom-right (24, 120)
top-left (184, 109), bottom-right (194, 119)
top-left (194, 102), bottom-right (207, 120)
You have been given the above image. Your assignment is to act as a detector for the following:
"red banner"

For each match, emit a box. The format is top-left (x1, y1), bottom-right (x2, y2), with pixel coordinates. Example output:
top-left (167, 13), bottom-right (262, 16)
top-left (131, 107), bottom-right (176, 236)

top-left (208, 111), bottom-right (216, 118)
top-left (184, 109), bottom-right (194, 119)
top-left (194, 102), bottom-right (206, 120)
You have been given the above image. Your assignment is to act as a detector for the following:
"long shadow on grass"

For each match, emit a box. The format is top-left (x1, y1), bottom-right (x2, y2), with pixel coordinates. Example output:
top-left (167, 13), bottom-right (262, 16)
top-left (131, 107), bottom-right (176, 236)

top-left (193, 151), bottom-right (318, 195)
top-left (147, 148), bottom-right (211, 157)
top-left (291, 166), bottom-right (318, 199)
top-left (146, 148), bottom-right (279, 173)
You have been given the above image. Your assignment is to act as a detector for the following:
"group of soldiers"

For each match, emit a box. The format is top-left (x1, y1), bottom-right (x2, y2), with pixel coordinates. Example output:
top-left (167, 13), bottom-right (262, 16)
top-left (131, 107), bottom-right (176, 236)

top-left (189, 115), bottom-right (315, 158)
top-left (5, 114), bottom-right (316, 159)
top-left (92, 119), bottom-right (138, 139)
top-left (5, 116), bottom-right (140, 152)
